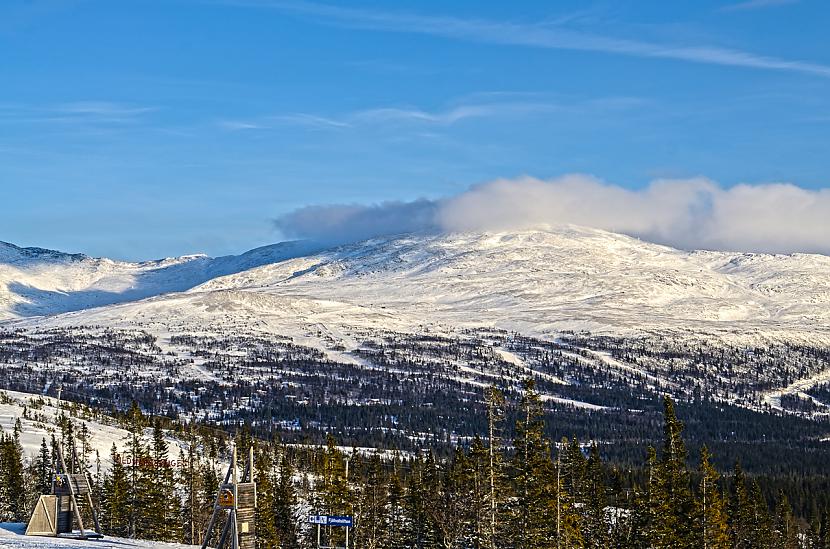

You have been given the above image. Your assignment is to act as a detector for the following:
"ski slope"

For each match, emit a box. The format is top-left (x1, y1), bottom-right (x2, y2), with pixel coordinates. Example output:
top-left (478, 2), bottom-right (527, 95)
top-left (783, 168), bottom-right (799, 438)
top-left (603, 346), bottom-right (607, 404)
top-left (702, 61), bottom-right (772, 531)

top-left (0, 523), bottom-right (198, 548)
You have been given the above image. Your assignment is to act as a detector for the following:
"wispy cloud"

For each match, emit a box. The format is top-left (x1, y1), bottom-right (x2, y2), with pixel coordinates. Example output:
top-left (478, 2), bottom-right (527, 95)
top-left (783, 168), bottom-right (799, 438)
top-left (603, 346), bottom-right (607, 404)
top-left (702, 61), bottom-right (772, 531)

top-left (218, 1), bottom-right (830, 78)
top-left (218, 100), bottom-right (567, 131)
top-left (275, 174), bottom-right (830, 255)
top-left (719, 0), bottom-right (799, 12)
top-left (0, 101), bottom-right (156, 125)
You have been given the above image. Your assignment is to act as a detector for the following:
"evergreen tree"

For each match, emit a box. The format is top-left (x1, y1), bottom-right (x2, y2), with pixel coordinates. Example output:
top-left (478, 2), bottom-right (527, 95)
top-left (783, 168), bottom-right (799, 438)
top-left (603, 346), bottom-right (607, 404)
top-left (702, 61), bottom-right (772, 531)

top-left (200, 459), bottom-right (221, 548)
top-left (146, 421), bottom-right (181, 541)
top-left (34, 437), bottom-right (51, 495)
top-left (401, 454), bottom-right (438, 548)
top-left (485, 385), bottom-right (509, 548)
top-left (697, 445), bottom-right (729, 549)
top-left (469, 436), bottom-right (494, 548)
top-left (386, 469), bottom-right (407, 549)
top-left (509, 378), bottom-right (581, 548)
top-left (772, 491), bottom-right (799, 549)
top-left (124, 401), bottom-right (151, 538)
top-left (102, 443), bottom-right (130, 536)
top-left (0, 433), bottom-right (26, 521)
top-left (581, 444), bottom-right (608, 548)
top-left (254, 442), bottom-right (280, 549)
top-left (274, 454), bottom-right (299, 548)
top-left (355, 452), bottom-right (389, 549)
top-left (650, 396), bottom-right (696, 548)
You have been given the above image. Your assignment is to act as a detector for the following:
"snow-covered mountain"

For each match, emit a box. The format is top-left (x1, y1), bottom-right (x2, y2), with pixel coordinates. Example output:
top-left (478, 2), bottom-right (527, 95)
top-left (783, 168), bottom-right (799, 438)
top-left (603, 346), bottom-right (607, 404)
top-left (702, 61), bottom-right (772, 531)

top-left (3, 226), bottom-right (830, 344)
top-left (0, 240), bottom-right (321, 318)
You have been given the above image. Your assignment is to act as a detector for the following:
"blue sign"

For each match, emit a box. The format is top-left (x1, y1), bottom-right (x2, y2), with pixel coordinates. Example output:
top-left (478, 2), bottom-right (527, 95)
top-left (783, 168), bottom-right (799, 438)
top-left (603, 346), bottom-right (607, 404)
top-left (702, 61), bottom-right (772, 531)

top-left (328, 516), bottom-right (353, 527)
top-left (306, 515), bottom-right (353, 527)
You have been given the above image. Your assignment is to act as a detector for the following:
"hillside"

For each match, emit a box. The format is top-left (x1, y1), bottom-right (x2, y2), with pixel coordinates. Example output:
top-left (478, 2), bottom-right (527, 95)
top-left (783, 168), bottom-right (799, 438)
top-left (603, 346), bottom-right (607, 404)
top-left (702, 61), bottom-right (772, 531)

top-left (4, 226), bottom-right (829, 346)
top-left (0, 240), bottom-right (320, 319)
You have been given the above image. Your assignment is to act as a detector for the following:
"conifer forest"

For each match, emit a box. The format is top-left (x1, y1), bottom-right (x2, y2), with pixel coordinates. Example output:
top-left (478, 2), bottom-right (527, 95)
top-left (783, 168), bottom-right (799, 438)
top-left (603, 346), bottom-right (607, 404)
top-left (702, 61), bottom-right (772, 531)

top-left (2, 380), bottom-right (829, 548)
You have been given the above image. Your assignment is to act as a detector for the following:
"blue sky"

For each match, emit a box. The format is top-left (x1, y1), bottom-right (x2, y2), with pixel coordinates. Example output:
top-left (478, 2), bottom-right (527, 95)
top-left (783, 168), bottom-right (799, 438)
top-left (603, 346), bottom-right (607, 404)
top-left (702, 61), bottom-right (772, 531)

top-left (1, 0), bottom-right (829, 259)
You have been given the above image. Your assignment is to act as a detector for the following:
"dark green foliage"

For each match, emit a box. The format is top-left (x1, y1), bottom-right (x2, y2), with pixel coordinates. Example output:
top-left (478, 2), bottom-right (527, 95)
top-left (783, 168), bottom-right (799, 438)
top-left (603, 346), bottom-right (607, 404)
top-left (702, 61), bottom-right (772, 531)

top-left (4, 385), bottom-right (829, 548)
top-left (0, 432), bottom-right (26, 521)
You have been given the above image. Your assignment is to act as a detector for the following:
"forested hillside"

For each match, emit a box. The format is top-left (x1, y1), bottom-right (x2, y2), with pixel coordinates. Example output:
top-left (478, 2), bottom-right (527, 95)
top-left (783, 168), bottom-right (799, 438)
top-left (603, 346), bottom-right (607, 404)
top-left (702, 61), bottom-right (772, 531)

top-left (1, 385), bottom-right (829, 548)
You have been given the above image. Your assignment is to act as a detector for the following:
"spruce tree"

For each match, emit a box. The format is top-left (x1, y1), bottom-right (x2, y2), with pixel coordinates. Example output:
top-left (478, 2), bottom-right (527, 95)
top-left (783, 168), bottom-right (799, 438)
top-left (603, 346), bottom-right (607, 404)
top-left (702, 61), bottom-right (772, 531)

top-left (34, 437), bottom-right (51, 495)
top-left (146, 421), bottom-right (181, 542)
top-left (355, 452), bottom-right (389, 549)
top-left (102, 443), bottom-right (130, 536)
top-left (509, 378), bottom-right (581, 548)
top-left (772, 491), bottom-right (799, 549)
top-left (696, 446), bottom-right (729, 549)
top-left (581, 444), bottom-right (608, 548)
top-left (386, 469), bottom-right (407, 549)
top-left (274, 454), bottom-right (299, 548)
top-left (124, 401), bottom-right (151, 538)
top-left (254, 443), bottom-right (280, 549)
top-left (485, 385), bottom-right (509, 548)
top-left (650, 396), bottom-right (696, 548)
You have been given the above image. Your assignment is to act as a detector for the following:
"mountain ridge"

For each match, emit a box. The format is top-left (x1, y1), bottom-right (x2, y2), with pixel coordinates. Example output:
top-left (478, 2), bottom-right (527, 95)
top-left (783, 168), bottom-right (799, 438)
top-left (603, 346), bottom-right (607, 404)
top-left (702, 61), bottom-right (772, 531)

top-left (3, 225), bottom-right (829, 346)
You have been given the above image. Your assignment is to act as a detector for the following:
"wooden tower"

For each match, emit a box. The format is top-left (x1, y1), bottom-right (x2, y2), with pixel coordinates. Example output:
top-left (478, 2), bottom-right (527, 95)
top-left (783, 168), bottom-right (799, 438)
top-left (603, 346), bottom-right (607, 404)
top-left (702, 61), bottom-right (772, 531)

top-left (202, 444), bottom-right (256, 549)
top-left (25, 443), bottom-right (102, 539)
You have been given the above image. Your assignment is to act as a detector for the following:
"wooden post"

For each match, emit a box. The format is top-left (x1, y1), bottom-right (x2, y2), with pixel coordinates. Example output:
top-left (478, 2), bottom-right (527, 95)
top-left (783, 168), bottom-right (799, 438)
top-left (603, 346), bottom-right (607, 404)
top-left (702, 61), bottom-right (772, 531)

top-left (232, 444), bottom-right (239, 549)
top-left (56, 446), bottom-right (86, 537)
top-left (72, 441), bottom-right (101, 535)
top-left (201, 448), bottom-right (235, 549)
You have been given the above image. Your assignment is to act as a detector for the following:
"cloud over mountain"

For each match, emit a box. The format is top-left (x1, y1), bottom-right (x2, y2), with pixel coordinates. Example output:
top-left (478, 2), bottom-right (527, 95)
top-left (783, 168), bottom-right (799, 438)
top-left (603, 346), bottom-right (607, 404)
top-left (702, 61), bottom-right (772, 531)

top-left (275, 175), bottom-right (830, 254)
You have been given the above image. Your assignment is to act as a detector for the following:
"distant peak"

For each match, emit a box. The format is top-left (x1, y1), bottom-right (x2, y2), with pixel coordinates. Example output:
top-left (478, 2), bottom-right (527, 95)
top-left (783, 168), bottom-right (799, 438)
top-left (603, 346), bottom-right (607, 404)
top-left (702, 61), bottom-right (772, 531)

top-left (0, 240), bottom-right (88, 262)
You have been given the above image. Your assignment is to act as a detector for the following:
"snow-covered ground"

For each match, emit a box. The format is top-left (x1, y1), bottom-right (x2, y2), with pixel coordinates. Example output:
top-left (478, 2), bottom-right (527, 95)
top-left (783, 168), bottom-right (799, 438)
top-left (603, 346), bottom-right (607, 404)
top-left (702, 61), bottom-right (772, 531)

top-left (0, 240), bottom-right (320, 318)
top-left (5, 226), bottom-right (829, 348)
top-left (0, 523), bottom-right (198, 548)
top-left (0, 389), bottom-right (186, 469)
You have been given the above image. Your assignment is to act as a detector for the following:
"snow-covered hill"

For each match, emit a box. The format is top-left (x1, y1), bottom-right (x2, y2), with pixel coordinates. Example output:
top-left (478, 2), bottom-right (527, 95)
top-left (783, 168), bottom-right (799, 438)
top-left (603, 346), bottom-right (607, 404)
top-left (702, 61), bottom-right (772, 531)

top-left (2, 226), bottom-right (830, 344)
top-left (0, 240), bottom-right (321, 318)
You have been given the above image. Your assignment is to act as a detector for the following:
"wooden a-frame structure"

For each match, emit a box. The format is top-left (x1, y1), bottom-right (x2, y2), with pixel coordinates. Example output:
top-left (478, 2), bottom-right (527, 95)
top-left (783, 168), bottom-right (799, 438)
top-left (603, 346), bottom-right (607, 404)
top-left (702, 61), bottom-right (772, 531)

top-left (25, 442), bottom-right (102, 539)
top-left (202, 444), bottom-right (257, 549)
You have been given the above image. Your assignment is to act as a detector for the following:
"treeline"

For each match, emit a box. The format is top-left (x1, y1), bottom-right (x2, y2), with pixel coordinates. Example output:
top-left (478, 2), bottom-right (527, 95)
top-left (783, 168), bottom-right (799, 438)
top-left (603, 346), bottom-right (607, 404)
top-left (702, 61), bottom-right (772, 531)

top-left (4, 326), bottom-right (830, 478)
top-left (3, 382), bottom-right (830, 548)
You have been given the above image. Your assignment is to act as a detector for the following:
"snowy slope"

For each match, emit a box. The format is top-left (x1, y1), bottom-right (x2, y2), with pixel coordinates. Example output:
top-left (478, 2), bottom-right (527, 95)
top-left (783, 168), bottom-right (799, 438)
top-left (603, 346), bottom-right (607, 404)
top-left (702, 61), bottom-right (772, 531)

top-left (0, 389), bottom-right (188, 473)
top-left (5, 226), bottom-right (830, 345)
top-left (0, 523), bottom-right (198, 548)
top-left (0, 240), bottom-right (320, 319)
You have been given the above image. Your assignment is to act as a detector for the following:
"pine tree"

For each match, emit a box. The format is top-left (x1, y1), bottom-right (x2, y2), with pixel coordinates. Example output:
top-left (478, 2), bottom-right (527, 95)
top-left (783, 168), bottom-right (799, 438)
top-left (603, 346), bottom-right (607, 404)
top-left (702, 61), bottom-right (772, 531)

top-left (730, 463), bottom-right (753, 548)
top-left (124, 401), bottom-right (151, 538)
top-left (274, 454), bottom-right (299, 548)
top-left (697, 446), bottom-right (729, 549)
top-left (772, 491), bottom-right (799, 549)
top-left (401, 454), bottom-right (438, 548)
top-left (0, 433), bottom-right (26, 521)
top-left (485, 385), bottom-right (509, 548)
top-left (469, 435), bottom-right (494, 548)
top-left (509, 378), bottom-right (581, 548)
top-left (102, 443), bottom-right (130, 536)
top-left (355, 452), bottom-right (389, 549)
top-left (748, 480), bottom-right (773, 549)
top-left (581, 444), bottom-right (608, 548)
top-left (650, 396), bottom-right (696, 548)
top-left (34, 437), bottom-right (51, 495)
top-left (386, 469), bottom-right (407, 549)
top-left (254, 442), bottom-right (280, 549)
top-left (200, 459), bottom-right (221, 548)
top-left (315, 435), bottom-right (352, 547)
top-left (146, 421), bottom-right (181, 542)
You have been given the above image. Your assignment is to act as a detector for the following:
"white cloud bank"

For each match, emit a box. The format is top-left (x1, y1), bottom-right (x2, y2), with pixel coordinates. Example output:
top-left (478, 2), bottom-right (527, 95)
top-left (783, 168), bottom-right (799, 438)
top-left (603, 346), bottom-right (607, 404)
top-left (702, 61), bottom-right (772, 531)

top-left (275, 175), bottom-right (830, 255)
